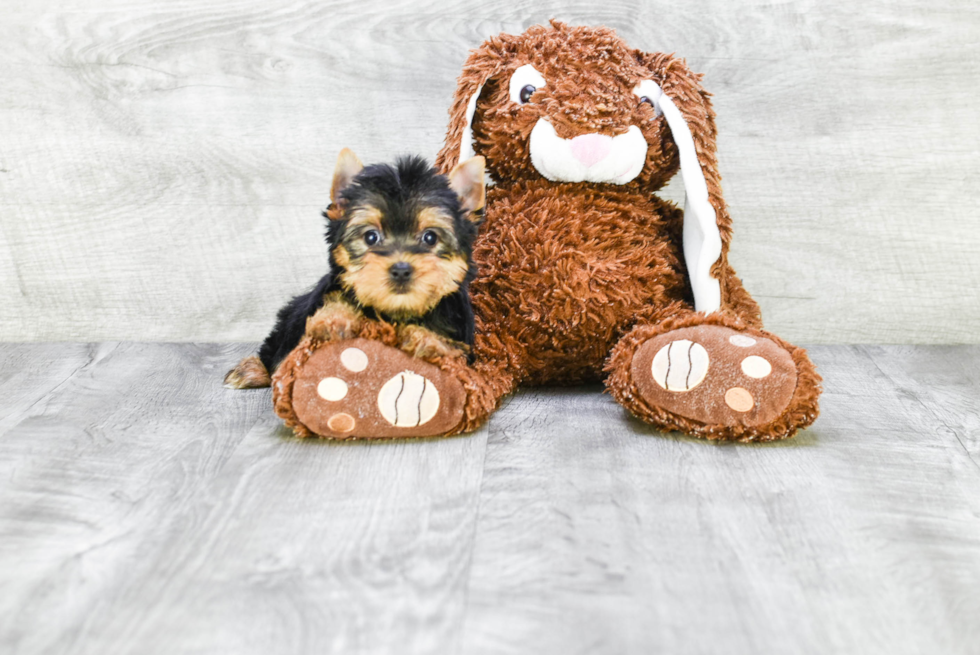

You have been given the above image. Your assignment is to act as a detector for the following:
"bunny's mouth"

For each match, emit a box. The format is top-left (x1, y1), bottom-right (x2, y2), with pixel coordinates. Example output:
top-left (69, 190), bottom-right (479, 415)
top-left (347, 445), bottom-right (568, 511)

top-left (528, 119), bottom-right (648, 185)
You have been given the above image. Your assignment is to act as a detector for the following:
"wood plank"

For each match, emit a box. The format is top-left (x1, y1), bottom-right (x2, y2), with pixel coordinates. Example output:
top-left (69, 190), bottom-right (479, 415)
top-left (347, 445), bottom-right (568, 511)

top-left (0, 343), bottom-right (266, 653)
top-left (78, 431), bottom-right (490, 655)
top-left (0, 343), bottom-right (96, 437)
top-left (863, 345), bottom-right (980, 479)
top-left (457, 345), bottom-right (980, 654)
top-left (0, 1), bottom-right (978, 343)
top-left (3, 343), bottom-right (979, 653)
top-left (0, 343), bottom-right (489, 654)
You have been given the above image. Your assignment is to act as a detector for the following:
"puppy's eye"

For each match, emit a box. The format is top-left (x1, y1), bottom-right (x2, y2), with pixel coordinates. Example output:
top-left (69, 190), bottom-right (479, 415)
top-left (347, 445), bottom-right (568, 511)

top-left (363, 230), bottom-right (381, 246)
top-left (638, 96), bottom-right (654, 107)
top-left (421, 229), bottom-right (439, 246)
top-left (508, 64), bottom-right (546, 105)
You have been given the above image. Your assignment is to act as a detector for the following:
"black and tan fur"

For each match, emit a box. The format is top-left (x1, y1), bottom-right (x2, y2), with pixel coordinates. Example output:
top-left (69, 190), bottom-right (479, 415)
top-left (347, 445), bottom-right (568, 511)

top-left (225, 150), bottom-right (485, 389)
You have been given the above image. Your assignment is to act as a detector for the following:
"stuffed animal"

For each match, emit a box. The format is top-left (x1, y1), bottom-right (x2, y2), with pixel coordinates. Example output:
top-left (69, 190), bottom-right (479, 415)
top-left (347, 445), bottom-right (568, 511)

top-left (272, 20), bottom-right (821, 441)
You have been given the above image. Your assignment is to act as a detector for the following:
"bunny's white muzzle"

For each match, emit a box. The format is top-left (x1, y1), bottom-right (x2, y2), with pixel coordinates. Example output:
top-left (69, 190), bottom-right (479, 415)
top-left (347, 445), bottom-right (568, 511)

top-left (528, 120), bottom-right (648, 185)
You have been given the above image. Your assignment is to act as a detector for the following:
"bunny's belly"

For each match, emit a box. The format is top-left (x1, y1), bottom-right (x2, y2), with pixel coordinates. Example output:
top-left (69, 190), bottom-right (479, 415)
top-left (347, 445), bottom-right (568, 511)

top-left (471, 183), bottom-right (691, 384)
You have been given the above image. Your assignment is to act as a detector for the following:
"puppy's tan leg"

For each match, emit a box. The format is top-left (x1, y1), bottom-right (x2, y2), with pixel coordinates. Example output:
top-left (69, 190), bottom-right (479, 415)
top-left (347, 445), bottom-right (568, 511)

top-left (306, 294), bottom-right (364, 342)
top-left (224, 355), bottom-right (271, 389)
top-left (397, 324), bottom-right (466, 361)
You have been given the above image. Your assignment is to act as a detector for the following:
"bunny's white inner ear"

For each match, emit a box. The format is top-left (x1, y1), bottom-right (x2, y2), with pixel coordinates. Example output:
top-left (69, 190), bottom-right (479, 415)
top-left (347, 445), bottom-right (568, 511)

top-left (459, 83), bottom-right (485, 167)
top-left (635, 80), bottom-right (723, 314)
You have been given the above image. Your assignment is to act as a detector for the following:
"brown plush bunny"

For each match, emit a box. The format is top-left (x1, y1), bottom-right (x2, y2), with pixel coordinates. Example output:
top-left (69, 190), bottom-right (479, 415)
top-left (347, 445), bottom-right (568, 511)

top-left (273, 20), bottom-right (821, 441)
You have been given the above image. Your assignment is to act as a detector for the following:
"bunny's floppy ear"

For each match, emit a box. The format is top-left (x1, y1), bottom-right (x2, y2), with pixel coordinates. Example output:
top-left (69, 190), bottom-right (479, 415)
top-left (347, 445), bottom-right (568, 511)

top-left (636, 54), bottom-right (737, 315)
top-left (436, 39), bottom-right (514, 174)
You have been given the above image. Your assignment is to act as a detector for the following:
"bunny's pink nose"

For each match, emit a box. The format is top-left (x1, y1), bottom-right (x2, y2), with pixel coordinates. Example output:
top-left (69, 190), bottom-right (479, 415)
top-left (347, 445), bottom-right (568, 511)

top-left (570, 133), bottom-right (613, 168)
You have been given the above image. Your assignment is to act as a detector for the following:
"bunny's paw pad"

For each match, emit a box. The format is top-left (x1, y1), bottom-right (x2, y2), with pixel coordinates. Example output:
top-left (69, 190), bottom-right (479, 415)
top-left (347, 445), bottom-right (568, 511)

top-left (631, 326), bottom-right (798, 429)
top-left (288, 339), bottom-right (465, 438)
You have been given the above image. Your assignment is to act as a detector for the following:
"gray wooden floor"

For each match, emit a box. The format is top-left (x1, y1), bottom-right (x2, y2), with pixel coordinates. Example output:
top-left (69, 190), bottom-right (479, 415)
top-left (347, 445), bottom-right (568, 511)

top-left (1, 343), bottom-right (979, 654)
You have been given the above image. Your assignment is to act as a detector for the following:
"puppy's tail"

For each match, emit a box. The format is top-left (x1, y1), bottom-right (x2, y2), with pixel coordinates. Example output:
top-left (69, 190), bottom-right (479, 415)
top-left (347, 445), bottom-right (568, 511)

top-left (224, 355), bottom-right (271, 389)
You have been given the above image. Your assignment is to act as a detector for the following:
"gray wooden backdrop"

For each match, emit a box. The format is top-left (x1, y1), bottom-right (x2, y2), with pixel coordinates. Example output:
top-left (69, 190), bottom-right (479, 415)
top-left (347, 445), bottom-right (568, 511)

top-left (1, 0), bottom-right (977, 343)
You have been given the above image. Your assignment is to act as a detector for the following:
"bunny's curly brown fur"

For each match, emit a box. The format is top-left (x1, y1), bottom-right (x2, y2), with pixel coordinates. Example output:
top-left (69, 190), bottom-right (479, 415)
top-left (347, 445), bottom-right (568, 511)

top-left (432, 21), bottom-right (820, 441)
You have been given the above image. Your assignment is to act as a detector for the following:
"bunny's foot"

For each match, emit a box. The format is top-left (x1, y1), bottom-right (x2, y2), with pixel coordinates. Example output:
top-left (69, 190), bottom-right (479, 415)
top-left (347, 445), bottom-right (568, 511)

top-left (272, 338), bottom-right (467, 439)
top-left (606, 315), bottom-right (820, 441)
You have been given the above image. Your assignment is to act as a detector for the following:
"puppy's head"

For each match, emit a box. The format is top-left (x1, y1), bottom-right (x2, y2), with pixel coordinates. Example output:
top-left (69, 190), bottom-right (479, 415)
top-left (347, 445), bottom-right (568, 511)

top-left (325, 149), bottom-right (484, 319)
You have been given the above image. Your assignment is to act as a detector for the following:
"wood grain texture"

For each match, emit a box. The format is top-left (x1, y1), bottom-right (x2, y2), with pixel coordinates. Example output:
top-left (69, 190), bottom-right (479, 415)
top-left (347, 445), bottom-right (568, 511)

top-left (0, 1), bottom-right (977, 343)
top-left (0, 343), bottom-right (489, 655)
top-left (459, 344), bottom-right (980, 654)
top-left (1, 343), bottom-right (979, 654)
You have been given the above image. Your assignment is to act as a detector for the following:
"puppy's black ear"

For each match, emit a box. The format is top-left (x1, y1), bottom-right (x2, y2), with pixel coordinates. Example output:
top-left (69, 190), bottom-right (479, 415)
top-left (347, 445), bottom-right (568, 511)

top-left (331, 148), bottom-right (364, 204)
top-left (448, 156), bottom-right (485, 220)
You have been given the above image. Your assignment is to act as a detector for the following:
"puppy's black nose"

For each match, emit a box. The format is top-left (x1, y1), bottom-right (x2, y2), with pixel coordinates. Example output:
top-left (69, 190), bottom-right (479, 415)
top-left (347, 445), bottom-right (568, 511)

top-left (389, 261), bottom-right (414, 284)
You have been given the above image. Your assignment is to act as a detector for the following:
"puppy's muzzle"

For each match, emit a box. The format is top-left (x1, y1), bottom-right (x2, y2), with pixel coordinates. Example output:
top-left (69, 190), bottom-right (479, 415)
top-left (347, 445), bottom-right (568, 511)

top-left (389, 261), bottom-right (414, 292)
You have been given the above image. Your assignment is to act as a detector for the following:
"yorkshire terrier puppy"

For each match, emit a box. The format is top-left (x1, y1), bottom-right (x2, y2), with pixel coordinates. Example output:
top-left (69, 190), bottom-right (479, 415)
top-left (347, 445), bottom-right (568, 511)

top-left (225, 149), bottom-right (485, 389)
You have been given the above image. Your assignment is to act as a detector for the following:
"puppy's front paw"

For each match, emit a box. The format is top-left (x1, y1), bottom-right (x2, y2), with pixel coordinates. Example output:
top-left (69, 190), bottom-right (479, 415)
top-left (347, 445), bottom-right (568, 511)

top-left (397, 324), bottom-right (465, 361)
top-left (224, 355), bottom-right (271, 389)
top-left (306, 303), bottom-right (363, 342)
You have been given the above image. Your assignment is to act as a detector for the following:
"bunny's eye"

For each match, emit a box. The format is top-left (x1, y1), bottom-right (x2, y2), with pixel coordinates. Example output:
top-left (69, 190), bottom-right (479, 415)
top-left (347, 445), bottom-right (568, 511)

top-left (632, 80), bottom-right (664, 118)
top-left (509, 64), bottom-right (547, 105)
